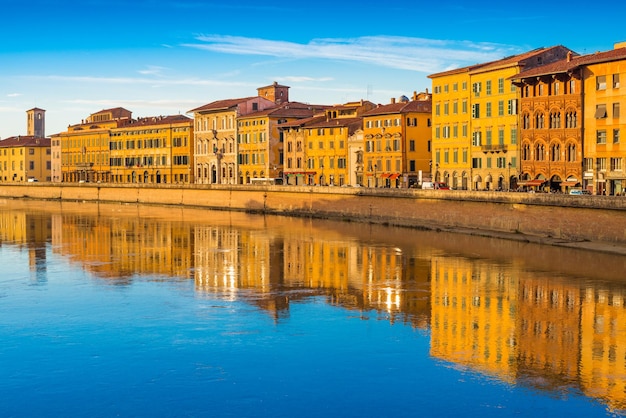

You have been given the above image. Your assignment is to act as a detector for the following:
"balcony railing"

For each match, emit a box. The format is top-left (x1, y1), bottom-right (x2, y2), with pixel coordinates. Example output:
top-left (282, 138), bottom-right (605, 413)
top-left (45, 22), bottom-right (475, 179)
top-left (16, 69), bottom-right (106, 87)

top-left (481, 144), bottom-right (508, 153)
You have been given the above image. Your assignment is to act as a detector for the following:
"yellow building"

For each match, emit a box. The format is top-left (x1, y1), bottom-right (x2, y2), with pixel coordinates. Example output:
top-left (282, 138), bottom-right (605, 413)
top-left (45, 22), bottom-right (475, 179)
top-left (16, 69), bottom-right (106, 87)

top-left (0, 135), bottom-right (51, 182)
top-left (109, 114), bottom-right (194, 184)
top-left (430, 257), bottom-right (519, 381)
top-left (189, 83), bottom-right (287, 185)
top-left (429, 46), bottom-right (573, 190)
top-left (581, 43), bottom-right (626, 195)
top-left (237, 102), bottom-right (324, 184)
top-left (53, 107), bottom-right (132, 183)
top-left (282, 100), bottom-right (375, 186)
top-left (362, 91), bottom-right (432, 188)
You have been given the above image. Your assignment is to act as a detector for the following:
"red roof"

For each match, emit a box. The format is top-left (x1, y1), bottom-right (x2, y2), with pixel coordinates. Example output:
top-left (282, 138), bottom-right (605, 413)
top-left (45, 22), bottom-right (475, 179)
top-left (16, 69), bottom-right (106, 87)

top-left (0, 136), bottom-right (51, 147)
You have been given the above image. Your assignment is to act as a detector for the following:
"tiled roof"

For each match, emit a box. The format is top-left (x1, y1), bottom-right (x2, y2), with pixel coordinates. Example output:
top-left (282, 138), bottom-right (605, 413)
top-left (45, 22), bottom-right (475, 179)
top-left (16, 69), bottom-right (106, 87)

top-left (429, 45), bottom-right (573, 78)
top-left (0, 135), bottom-right (51, 147)
top-left (511, 47), bottom-right (626, 80)
top-left (362, 99), bottom-right (431, 116)
top-left (118, 114), bottom-right (192, 127)
top-left (238, 102), bottom-right (330, 119)
top-left (189, 97), bottom-right (257, 113)
top-left (89, 107), bottom-right (132, 119)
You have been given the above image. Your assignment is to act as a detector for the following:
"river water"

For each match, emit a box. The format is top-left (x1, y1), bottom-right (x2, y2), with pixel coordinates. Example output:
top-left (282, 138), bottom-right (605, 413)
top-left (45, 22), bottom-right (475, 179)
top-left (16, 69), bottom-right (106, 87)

top-left (0, 199), bottom-right (624, 417)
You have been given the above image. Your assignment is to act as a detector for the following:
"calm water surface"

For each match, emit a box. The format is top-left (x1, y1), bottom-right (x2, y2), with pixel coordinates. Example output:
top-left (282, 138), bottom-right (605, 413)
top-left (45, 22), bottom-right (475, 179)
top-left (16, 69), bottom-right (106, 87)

top-left (0, 199), bottom-right (624, 417)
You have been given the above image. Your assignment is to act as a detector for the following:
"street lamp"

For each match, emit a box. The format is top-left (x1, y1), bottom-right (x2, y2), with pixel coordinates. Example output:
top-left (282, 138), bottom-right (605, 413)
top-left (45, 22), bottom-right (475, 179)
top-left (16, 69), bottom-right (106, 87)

top-left (320, 162), bottom-right (325, 186)
top-left (508, 162), bottom-right (512, 190)
top-left (373, 164), bottom-right (378, 187)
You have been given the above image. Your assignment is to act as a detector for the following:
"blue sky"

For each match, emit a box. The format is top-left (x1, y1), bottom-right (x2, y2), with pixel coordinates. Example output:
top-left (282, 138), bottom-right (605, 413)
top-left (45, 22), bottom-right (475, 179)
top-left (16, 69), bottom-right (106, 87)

top-left (1, 0), bottom-right (625, 139)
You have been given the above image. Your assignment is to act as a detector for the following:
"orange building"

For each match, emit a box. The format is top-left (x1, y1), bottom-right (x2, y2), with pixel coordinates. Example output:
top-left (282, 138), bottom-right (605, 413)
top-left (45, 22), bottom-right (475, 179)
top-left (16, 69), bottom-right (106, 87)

top-left (362, 91), bottom-right (432, 188)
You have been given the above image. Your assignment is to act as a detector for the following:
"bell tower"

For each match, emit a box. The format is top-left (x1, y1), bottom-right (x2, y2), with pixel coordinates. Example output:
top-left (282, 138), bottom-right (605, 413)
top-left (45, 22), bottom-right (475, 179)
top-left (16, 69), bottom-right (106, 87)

top-left (27, 108), bottom-right (46, 137)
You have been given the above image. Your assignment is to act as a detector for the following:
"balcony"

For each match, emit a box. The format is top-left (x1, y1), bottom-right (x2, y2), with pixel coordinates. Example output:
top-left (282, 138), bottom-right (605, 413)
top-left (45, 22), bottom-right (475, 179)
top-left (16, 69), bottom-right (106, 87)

top-left (481, 144), bottom-right (508, 153)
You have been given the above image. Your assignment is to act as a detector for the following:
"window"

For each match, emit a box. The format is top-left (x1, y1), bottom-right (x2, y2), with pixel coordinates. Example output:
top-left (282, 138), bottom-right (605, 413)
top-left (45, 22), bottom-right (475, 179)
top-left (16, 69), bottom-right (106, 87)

top-left (566, 111), bottom-right (578, 128)
top-left (435, 103), bottom-right (440, 116)
top-left (510, 128), bottom-right (517, 145)
top-left (409, 140), bottom-right (415, 151)
top-left (486, 129), bottom-right (492, 145)
top-left (613, 74), bottom-right (620, 88)
top-left (472, 104), bottom-right (480, 118)
top-left (535, 112), bottom-right (545, 129)
top-left (498, 100), bottom-right (504, 116)
top-left (453, 149), bottom-right (458, 163)
top-left (453, 101), bottom-right (458, 114)
top-left (462, 149), bottom-right (468, 163)
top-left (567, 144), bottom-right (577, 162)
top-left (462, 100), bottom-right (468, 114)
top-left (596, 158), bottom-right (607, 171)
top-left (570, 79), bottom-right (576, 94)
top-left (611, 158), bottom-right (622, 171)
top-left (444, 102), bottom-right (449, 115)
top-left (550, 111), bottom-right (561, 128)
top-left (614, 129), bottom-right (620, 144)
top-left (595, 104), bottom-right (607, 119)
top-left (496, 157), bottom-right (506, 168)
top-left (554, 82), bottom-right (560, 95)
top-left (486, 102), bottom-right (492, 117)
top-left (498, 128), bottom-right (505, 145)
top-left (523, 113), bottom-right (530, 129)
top-left (486, 80), bottom-right (492, 95)
top-left (498, 78), bottom-right (504, 94)
top-left (584, 158), bottom-right (593, 171)
top-left (597, 130), bottom-right (607, 144)
top-left (596, 75), bottom-right (607, 90)
top-left (613, 103), bottom-right (620, 118)
top-left (472, 131), bottom-right (481, 146)
top-left (472, 158), bottom-right (482, 168)
top-left (508, 99), bottom-right (517, 115)
top-left (550, 143), bottom-right (560, 161)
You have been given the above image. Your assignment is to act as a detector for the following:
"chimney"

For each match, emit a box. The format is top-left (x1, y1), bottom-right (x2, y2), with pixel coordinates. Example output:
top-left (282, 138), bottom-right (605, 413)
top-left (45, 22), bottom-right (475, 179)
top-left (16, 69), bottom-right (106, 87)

top-left (567, 51), bottom-right (573, 62)
top-left (391, 97), bottom-right (396, 104)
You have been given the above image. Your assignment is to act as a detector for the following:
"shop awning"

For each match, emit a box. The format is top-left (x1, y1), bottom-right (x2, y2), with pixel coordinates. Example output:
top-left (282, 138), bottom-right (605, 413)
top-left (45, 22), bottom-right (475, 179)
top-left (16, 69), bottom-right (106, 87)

top-left (380, 173), bottom-right (391, 178)
top-left (518, 179), bottom-right (546, 186)
top-left (561, 180), bottom-right (580, 187)
top-left (389, 173), bottom-right (400, 180)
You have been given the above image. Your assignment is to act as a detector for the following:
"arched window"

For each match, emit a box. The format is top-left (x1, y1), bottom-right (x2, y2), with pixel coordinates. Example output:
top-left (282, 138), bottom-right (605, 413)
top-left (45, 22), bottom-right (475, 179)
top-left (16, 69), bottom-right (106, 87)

top-left (535, 144), bottom-right (545, 161)
top-left (522, 143), bottom-right (531, 160)
top-left (535, 112), bottom-right (545, 129)
top-left (523, 113), bottom-right (531, 129)
top-left (551, 143), bottom-right (560, 161)
top-left (550, 111), bottom-right (561, 128)
top-left (567, 144), bottom-right (577, 162)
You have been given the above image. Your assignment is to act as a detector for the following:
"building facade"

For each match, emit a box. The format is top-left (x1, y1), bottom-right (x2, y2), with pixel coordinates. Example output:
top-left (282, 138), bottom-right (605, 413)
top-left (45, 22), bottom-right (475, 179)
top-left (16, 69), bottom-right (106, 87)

top-left (0, 136), bottom-right (51, 182)
top-left (362, 92), bottom-right (432, 188)
top-left (53, 107), bottom-right (132, 183)
top-left (109, 114), bottom-right (194, 184)
top-left (237, 102), bottom-right (325, 184)
top-left (510, 51), bottom-right (584, 192)
top-left (189, 84), bottom-right (283, 185)
top-left (282, 101), bottom-right (375, 186)
top-left (581, 43), bottom-right (626, 195)
top-left (429, 46), bottom-right (574, 190)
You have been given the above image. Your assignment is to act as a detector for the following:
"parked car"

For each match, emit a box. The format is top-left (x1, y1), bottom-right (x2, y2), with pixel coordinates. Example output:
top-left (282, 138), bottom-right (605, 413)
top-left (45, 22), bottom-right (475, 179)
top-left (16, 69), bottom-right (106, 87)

top-left (569, 188), bottom-right (591, 195)
top-left (27, 178), bottom-right (38, 182)
top-left (433, 182), bottom-right (451, 190)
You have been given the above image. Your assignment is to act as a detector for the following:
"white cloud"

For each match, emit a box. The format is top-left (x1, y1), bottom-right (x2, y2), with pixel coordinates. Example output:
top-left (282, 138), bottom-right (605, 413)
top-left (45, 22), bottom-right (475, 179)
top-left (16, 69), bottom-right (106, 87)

top-left (183, 35), bottom-right (523, 74)
top-left (7, 93), bottom-right (22, 97)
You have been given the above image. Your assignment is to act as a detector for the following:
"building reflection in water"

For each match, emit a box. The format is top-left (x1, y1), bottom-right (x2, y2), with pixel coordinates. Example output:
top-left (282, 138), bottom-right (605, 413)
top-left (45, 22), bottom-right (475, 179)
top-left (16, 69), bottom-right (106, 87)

top-left (0, 199), bottom-right (624, 414)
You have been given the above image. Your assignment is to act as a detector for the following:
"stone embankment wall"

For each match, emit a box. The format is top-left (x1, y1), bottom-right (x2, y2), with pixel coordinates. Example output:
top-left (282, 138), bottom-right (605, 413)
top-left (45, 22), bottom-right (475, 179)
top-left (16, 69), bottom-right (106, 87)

top-left (1, 183), bottom-right (625, 245)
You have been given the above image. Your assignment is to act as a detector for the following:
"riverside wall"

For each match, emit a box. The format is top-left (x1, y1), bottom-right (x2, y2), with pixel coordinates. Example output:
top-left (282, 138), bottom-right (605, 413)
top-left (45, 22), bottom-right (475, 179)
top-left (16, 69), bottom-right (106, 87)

top-left (1, 183), bottom-right (625, 247)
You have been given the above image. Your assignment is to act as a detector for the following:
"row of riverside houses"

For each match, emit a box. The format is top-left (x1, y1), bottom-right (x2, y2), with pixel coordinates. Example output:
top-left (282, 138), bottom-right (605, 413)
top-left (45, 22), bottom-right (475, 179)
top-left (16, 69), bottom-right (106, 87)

top-left (429, 41), bottom-right (626, 195)
top-left (1, 42), bottom-right (625, 193)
